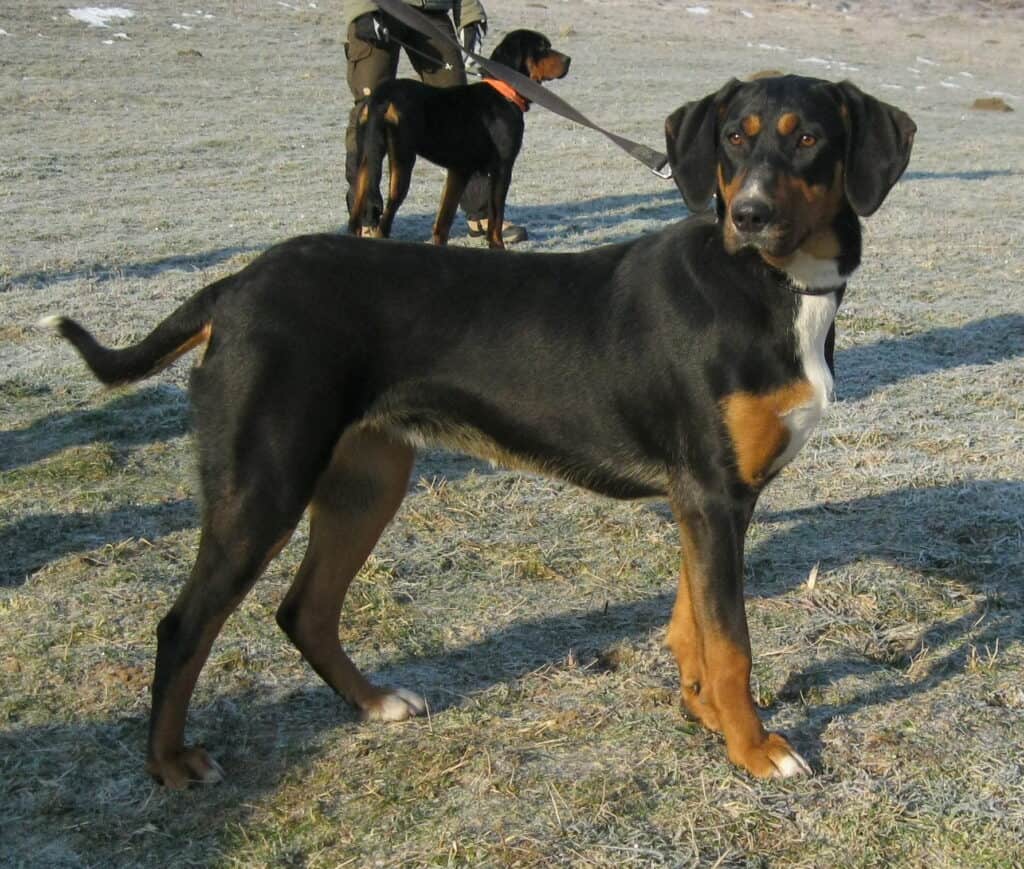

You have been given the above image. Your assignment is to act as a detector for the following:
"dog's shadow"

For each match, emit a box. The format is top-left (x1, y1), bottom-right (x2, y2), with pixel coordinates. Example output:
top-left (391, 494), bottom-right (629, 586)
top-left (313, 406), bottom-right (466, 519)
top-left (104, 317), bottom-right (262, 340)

top-left (0, 384), bottom-right (189, 473)
top-left (3, 245), bottom-right (261, 293)
top-left (376, 188), bottom-right (686, 247)
top-left (35, 477), bottom-right (1014, 816)
top-left (838, 312), bottom-right (1024, 402)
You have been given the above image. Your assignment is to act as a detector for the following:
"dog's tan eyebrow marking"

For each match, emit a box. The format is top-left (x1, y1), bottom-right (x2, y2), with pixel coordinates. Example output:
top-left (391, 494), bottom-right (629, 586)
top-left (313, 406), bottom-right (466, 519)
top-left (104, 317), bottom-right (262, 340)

top-left (741, 114), bottom-right (762, 136)
top-left (777, 112), bottom-right (800, 136)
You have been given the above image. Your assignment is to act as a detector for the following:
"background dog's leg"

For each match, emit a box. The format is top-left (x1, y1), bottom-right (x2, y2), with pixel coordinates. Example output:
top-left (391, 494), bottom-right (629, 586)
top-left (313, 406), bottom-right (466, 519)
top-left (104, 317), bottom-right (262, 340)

top-left (276, 428), bottom-right (424, 722)
top-left (486, 164), bottom-right (514, 249)
top-left (432, 169), bottom-right (470, 246)
top-left (349, 159), bottom-right (373, 236)
top-left (380, 140), bottom-right (415, 239)
top-left (147, 497), bottom-right (301, 789)
top-left (672, 495), bottom-right (811, 779)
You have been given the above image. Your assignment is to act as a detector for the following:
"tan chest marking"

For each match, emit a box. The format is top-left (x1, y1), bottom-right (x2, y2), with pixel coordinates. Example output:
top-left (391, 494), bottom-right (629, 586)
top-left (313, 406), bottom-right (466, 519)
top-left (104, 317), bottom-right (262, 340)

top-left (720, 381), bottom-right (815, 488)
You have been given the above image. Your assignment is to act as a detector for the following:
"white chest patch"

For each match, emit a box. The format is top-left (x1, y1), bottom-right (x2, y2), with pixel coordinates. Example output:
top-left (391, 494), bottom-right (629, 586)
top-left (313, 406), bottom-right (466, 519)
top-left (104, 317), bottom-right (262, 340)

top-left (769, 291), bottom-right (838, 475)
top-left (781, 250), bottom-right (846, 292)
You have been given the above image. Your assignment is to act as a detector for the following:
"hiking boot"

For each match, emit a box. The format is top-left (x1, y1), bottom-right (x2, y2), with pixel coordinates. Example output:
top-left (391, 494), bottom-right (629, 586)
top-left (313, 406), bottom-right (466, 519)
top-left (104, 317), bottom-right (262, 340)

top-left (466, 219), bottom-right (528, 244)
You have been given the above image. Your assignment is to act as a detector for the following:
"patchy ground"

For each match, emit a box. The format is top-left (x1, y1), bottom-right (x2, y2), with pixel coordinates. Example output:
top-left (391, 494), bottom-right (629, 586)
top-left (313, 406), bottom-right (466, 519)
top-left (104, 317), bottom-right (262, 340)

top-left (2, 1), bottom-right (1023, 866)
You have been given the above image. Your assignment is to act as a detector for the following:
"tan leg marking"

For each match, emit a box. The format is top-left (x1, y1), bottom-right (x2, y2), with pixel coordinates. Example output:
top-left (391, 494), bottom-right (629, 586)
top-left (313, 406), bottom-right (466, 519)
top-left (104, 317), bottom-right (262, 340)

top-left (665, 536), bottom-right (721, 732)
top-left (672, 513), bottom-right (811, 779)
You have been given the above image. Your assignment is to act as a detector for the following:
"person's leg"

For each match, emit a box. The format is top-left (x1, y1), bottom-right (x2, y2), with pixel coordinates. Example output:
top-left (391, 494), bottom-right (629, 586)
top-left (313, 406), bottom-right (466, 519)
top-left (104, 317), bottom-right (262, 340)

top-left (344, 23), bottom-right (400, 218)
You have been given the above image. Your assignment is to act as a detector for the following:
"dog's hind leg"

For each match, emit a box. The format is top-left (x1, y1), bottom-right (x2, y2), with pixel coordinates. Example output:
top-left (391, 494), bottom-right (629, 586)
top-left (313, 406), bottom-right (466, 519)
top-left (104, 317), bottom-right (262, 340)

top-left (276, 427), bottom-right (423, 722)
top-left (379, 133), bottom-right (415, 239)
top-left (146, 492), bottom-right (304, 789)
top-left (145, 350), bottom-right (351, 787)
top-left (431, 168), bottom-right (470, 246)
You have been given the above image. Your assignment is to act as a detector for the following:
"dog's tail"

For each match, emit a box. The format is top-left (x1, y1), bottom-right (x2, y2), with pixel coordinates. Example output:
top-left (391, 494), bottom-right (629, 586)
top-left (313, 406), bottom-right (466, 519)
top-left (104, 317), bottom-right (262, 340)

top-left (39, 273), bottom-right (233, 387)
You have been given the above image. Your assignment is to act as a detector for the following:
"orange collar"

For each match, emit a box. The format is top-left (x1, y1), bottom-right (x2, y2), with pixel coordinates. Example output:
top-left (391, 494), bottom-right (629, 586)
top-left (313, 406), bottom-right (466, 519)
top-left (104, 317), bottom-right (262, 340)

top-left (483, 77), bottom-right (529, 112)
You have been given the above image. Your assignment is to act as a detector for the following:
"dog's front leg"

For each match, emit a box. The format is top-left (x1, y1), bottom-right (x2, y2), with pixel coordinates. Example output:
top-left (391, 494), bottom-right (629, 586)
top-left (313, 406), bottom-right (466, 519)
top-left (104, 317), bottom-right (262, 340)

top-left (432, 169), bottom-right (470, 245)
top-left (485, 164), bottom-right (514, 249)
top-left (669, 494), bottom-right (811, 778)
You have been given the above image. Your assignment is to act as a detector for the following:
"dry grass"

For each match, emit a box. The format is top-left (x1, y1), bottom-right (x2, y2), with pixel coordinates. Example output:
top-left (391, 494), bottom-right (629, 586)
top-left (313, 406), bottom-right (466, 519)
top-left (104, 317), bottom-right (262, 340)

top-left (3, 0), bottom-right (1024, 866)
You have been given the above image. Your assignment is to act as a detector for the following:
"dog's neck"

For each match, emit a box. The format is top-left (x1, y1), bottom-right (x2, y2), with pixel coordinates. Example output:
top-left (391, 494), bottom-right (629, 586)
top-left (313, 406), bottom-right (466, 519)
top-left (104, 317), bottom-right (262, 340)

top-left (483, 78), bottom-right (529, 112)
top-left (760, 225), bottom-right (860, 294)
top-left (776, 250), bottom-right (848, 294)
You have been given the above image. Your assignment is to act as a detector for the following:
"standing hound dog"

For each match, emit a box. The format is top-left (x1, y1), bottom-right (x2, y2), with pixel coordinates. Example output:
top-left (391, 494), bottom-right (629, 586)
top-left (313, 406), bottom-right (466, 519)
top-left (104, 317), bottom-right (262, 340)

top-left (348, 29), bottom-right (570, 248)
top-left (43, 75), bottom-right (914, 786)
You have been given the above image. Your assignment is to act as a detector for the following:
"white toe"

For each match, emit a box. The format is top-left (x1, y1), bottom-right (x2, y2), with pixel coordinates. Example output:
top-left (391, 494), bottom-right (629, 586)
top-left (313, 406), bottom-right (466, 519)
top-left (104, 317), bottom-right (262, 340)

top-left (364, 688), bottom-right (426, 722)
top-left (393, 688), bottom-right (427, 716)
top-left (774, 749), bottom-right (812, 778)
top-left (199, 756), bottom-right (225, 785)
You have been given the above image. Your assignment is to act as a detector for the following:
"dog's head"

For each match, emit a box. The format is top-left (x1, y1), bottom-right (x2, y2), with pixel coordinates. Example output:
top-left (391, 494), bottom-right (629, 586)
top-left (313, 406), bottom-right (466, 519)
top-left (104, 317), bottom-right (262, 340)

top-left (664, 75), bottom-right (916, 260)
top-left (490, 29), bottom-right (571, 82)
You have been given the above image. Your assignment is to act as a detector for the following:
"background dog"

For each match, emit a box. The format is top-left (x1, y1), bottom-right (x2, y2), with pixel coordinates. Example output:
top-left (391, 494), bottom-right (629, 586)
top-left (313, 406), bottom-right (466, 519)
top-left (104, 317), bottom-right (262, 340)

top-left (348, 29), bottom-right (570, 248)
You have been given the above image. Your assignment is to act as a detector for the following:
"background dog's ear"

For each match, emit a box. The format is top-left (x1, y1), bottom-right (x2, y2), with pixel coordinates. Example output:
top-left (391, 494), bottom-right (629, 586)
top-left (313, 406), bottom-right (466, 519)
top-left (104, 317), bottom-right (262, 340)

top-left (490, 31), bottom-right (527, 73)
top-left (833, 81), bottom-right (917, 216)
top-left (664, 79), bottom-right (743, 212)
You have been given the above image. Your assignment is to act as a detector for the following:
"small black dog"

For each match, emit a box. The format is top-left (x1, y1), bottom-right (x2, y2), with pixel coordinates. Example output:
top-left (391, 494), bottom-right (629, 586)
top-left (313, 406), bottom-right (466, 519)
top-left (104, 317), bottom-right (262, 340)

top-left (348, 29), bottom-right (570, 248)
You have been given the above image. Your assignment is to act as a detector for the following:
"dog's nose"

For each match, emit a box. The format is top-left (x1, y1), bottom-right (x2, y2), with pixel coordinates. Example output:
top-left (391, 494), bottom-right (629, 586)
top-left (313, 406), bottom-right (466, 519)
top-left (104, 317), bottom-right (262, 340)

top-left (731, 197), bottom-right (774, 233)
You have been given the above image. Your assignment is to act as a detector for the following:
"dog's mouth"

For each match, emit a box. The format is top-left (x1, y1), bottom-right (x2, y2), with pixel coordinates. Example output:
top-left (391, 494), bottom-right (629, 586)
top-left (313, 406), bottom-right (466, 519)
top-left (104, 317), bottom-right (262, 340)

top-left (725, 219), bottom-right (802, 258)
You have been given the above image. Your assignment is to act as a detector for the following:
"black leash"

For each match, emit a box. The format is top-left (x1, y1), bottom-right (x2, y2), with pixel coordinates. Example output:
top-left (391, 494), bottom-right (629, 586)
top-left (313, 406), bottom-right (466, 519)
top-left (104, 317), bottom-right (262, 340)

top-left (372, 0), bottom-right (672, 178)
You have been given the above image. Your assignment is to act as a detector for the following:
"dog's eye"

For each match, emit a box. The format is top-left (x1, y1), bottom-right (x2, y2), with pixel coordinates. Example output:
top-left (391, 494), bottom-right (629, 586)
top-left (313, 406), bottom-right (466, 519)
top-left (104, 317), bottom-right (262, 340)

top-left (798, 133), bottom-right (818, 148)
top-left (727, 131), bottom-right (744, 146)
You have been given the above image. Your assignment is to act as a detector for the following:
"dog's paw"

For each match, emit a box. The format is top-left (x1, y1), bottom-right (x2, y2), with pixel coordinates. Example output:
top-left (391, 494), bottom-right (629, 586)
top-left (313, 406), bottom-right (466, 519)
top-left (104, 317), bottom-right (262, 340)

top-left (730, 731), bottom-right (812, 779)
top-left (361, 687), bottom-right (427, 722)
top-left (146, 746), bottom-right (225, 789)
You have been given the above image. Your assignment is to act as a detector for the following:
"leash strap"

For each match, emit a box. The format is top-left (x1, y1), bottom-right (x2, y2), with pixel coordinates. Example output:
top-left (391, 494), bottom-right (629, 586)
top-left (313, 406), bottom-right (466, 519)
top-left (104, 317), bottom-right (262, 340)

top-left (371, 0), bottom-right (672, 177)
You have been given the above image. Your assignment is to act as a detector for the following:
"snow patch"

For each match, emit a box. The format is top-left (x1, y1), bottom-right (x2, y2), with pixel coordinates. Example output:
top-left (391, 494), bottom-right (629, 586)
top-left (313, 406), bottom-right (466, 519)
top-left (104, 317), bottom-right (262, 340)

top-left (798, 55), bottom-right (859, 73)
top-left (68, 7), bottom-right (134, 28)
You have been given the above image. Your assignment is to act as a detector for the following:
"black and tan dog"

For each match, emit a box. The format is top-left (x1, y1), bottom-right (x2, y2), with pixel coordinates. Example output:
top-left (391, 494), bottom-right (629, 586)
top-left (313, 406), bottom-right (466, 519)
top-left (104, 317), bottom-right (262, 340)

top-left (43, 75), bottom-right (914, 787)
top-left (348, 29), bottom-right (570, 248)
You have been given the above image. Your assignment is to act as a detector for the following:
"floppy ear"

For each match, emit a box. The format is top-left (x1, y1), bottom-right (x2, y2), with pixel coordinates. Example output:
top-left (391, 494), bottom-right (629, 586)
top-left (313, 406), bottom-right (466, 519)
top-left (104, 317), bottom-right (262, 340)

top-left (664, 79), bottom-right (743, 211)
top-left (490, 32), bottom-right (527, 74)
top-left (833, 81), bottom-right (917, 216)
